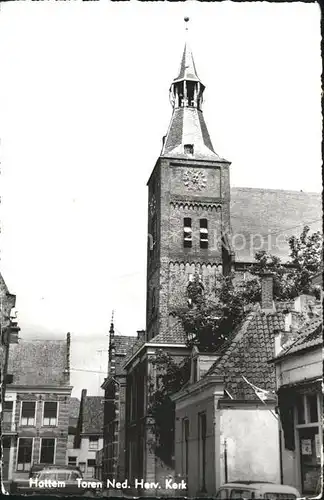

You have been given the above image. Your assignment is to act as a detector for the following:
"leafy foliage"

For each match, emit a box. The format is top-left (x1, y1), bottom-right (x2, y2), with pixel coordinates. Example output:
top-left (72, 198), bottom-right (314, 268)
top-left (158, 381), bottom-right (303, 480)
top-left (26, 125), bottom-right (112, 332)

top-left (175, 273), bottom-right (254, 351)
top-left (148, 351), bottom-right (190, 466)
top-left (177, 226), bottom-right (322, 350)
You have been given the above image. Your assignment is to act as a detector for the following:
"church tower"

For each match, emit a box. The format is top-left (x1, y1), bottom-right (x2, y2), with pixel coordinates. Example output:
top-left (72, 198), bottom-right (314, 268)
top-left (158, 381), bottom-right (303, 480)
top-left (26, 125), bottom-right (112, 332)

top-left (146, 20), bottom-right (233, 342)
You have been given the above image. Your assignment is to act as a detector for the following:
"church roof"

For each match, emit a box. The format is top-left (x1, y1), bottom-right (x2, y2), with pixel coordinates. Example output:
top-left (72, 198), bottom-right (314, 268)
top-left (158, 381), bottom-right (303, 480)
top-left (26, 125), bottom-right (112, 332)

top-left (161, 107), bottom-right (225, 161)
top-left (162, 34), bottom-right (227, 162)
top-left (148, 320), bottom-right (186, 345)
top-left (0, 272), bottom-right (10, 296)
top-left (230, 187), bottom-right (322, 263)
top-left (173, 43), bottom-right (201, 84)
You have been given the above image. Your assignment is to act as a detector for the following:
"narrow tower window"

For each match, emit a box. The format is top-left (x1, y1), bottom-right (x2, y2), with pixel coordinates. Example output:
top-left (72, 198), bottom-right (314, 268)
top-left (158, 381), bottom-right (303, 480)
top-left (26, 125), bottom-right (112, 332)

top-left (200, 219), bottom-right (208, 249)
top-left (151, 288), bottom-right (156, 314)
top-left (184, 144), bottom-right (194, 155)
top-left (187, 81), bottom-right (196, 106)
top-left (183, 218), bottom-right (192, 248)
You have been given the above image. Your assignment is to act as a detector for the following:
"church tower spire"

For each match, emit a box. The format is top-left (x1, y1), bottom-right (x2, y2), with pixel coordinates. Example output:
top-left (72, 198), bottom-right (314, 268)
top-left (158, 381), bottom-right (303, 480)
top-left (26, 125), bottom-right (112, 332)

top-left (162, 17), bottom-right (223, 161)
top-left (146, 18), bottom-right (233, 342)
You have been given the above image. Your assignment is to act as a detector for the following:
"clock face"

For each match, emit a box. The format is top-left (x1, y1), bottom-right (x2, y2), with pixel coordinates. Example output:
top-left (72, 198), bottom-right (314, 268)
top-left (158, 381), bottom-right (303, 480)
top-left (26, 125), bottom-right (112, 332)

top-left (149, 194), bottom-right (157, 216)
top-left (183, 169), bottom-right (207, 191)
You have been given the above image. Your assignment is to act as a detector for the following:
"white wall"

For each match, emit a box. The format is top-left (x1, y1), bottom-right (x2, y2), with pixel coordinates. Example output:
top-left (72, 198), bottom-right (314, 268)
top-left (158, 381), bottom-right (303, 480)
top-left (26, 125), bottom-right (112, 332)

top-left (67, 436), bottom-right (103, 478)
top-left (219, 407), bottom-right (280, 485)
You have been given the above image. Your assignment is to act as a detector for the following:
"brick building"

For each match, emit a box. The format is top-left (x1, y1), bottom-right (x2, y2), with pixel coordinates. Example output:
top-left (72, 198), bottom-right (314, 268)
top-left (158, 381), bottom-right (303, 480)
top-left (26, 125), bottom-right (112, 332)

top-left (2, 334), bottom-right (72, 487)
top-left (100, 320), bottom-right (137, 483)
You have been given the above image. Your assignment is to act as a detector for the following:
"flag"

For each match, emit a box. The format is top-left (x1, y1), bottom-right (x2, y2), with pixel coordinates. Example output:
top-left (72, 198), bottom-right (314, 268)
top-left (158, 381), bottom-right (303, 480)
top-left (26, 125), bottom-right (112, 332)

top-left (242, 376), bottom-right (277, 403)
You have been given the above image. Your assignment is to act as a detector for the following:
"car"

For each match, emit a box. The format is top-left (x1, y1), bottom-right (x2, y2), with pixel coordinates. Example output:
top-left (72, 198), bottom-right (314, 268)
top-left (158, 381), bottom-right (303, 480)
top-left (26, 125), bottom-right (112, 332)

top-left (215, 481), bottom-right (301, 499)
top-left (11, 465), bottom-right (102, 497)
top-left (28, 463), bottom-right (83, 478)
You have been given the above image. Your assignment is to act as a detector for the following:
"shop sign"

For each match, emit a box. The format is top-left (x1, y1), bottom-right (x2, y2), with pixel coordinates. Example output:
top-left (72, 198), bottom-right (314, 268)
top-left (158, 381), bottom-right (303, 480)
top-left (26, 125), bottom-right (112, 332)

top-left (301, 439), bottom-right (312, 455)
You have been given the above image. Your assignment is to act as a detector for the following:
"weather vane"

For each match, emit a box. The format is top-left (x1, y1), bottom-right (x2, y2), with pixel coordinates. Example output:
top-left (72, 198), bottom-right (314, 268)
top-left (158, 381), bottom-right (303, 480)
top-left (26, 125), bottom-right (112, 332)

top-left (184, 16), bottom-right (190, 31)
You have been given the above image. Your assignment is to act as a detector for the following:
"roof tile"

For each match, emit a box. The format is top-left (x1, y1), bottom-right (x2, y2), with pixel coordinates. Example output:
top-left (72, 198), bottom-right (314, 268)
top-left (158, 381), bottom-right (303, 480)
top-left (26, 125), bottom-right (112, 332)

top-left (205, 310), bottom-right (285, 400)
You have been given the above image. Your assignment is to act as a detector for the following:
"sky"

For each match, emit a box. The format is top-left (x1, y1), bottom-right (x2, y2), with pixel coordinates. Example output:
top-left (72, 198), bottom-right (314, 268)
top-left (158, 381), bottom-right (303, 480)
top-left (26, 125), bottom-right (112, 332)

top-left (0, 1), bottom-right (322, 396)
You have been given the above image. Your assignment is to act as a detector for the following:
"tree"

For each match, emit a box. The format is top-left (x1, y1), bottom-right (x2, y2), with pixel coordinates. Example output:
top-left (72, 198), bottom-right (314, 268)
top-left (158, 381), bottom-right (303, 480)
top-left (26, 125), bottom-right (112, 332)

top-left (174, 273), bottom-right (257, 352)
top-left (288, 226), bottom-right (322, 297)
top-left (180, 226), bottom-right (322, 350)
top-left (148, 351), bottom-right (190, 466)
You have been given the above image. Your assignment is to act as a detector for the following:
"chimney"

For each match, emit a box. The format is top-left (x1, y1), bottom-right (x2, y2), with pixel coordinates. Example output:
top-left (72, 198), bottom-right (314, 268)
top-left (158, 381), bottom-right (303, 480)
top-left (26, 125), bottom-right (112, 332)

top-left (137, 329), bottom-right (146, 341)
top-left (64, 332), bottom-right (71, 384)
top-left (274, 332), bottom-right (282, 357)
top-left (294, 294), bottom-right (316, 314)
top-left (284, 311), bottom-right (301, 332)
top-left (261, 273), bottom-right (275, 312)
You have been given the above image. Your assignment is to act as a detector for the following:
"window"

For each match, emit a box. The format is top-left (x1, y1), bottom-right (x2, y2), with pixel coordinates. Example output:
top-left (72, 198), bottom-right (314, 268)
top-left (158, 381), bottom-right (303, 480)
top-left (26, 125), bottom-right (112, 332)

top-left (17, 438), bottom-right (33, 471)
top-left (151, 288), bottom-right (156, 314)
top-left (89, 436), bottom-right (99, 450)
top-left (184, 144), bottom-right (194, 155)
top-left (230, 490), bottom-right (253, 499)
top-left (43, 401), bottom-right (58, 426)
top-left (87, 459), bottom-right (96, 477)
top-left (79, 462), bottom-right (86, 473)
top-left (216, 489), bottom-right (229, 499)
top-left (3, 401), bottom-right (13, 423)
top-left (130, 376), bottom-right (137, 421)
top-left (198, 413), bottom-right (207, 492)
top-left (264, 494), bottom-right (297, 500)
top-left (200, 219), bottom-right (208, 249)
top-left (296, 393), bottom-right (319, 425)
top-left (68, 456), bottom-right (77, 466)
top-left (296, 394), bottom-right (305, 424)
top-left (295, 392), bottom-right (321, 494)
top-left (306, 394), bottom-right (318, 423)
top-left (21, 401), bottom-right (36, 426)
top-left (40, 438), bottom-right (55, 464)
top-left (184, 218), bottom-right (192, 248)
top-left (182, 418), bottom-right (189, 479)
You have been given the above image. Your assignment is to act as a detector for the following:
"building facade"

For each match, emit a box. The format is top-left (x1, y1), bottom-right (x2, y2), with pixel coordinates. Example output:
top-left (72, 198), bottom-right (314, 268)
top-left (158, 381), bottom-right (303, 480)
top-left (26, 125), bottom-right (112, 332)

top-left (101, 320), bottom-right (137, 483)
top-left (271, 283), bottom-right (322, 496)
top-left (2, 334), bottom-right (72, 488)
top-left (70, 389), bottom-right (104, 479)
